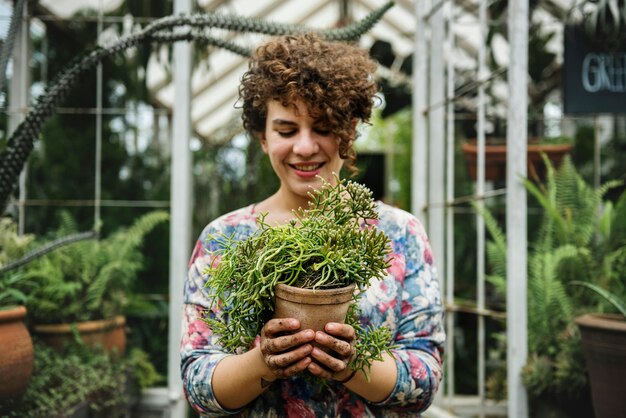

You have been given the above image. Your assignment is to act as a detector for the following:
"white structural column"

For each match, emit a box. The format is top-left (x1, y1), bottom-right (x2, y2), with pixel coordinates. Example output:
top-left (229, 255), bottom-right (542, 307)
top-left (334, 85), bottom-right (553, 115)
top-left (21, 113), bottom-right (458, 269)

top-left (444, 0), bottom-right (456, 405)
top-left (428, 1), bottom-right (446, 297)
top-left (412, 0), bottom-right (429, 226)
top-left (475, 1), bottom-right (487, 415)
top-left (169, 0), bottom-right (192, 416)
top-left (506, 1), bottom-right (529, 417)
top-left (10, 5), bottom-right (30, 233)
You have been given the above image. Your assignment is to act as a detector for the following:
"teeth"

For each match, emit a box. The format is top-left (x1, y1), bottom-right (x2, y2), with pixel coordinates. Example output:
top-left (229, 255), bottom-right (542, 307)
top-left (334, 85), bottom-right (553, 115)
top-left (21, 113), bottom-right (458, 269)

top-left (295, 164), bottom-right (321, 172)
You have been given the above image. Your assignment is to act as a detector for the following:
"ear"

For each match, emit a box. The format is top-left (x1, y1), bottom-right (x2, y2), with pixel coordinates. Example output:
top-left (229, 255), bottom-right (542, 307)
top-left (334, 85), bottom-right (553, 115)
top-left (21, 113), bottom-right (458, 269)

top-left (257, 131), bottom-right (268, 153)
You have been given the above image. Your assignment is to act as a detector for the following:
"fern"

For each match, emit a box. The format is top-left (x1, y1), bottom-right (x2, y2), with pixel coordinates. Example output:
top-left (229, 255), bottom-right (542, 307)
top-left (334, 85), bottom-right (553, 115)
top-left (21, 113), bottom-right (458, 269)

top-left (476, 153), bottom-right (626, 398)
top-left (23, 210), bottom-right (169, 324)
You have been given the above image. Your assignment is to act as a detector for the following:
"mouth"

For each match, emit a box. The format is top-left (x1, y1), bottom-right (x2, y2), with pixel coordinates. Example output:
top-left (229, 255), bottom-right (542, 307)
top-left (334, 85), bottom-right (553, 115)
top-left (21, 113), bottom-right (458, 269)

top-left (289, 163), bottom-right (324, 172)
top-left (289, 162), bottom-right (325, 178)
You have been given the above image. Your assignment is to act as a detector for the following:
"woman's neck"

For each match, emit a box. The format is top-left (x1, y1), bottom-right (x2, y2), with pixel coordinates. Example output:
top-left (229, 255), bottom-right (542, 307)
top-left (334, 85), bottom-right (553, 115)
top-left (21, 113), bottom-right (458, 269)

top-left (254, 190), bottom-right (310, 225)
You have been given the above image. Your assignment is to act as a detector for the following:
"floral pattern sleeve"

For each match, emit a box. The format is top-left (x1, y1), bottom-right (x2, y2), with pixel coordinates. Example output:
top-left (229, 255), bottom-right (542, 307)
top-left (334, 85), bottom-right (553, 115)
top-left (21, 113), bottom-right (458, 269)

top-left (180, 206), bottom-right (258, 417)
top-left (180, 203), bottom-right (445, 417)
top-left (369, 206), bottom-right (445, 412)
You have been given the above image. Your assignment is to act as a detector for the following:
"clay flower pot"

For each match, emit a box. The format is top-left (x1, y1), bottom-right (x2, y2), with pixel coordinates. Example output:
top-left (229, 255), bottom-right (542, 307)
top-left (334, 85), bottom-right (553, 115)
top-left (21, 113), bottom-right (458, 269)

top-left (0, 305), bottom-right (33, 401)
top-left (462, 139), bottom-right (573, 181)
top-left (273, 283), bottom-right (356, 334)
top-left (33, 315), bottom-right (126, 356)
top-left (575, 313), bottom-right (626, 418)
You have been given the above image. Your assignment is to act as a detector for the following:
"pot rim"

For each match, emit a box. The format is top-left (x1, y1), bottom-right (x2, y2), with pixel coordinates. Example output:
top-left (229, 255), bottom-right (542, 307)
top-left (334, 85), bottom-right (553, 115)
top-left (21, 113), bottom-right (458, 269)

top-left (33, 315), bottom-right (126, 334)
top-left (0, 305), bottom-right (27, 323)
top-left (575, 313), bottom-right (626, 332)
top-left (275, 283), bottom-right (356, 304)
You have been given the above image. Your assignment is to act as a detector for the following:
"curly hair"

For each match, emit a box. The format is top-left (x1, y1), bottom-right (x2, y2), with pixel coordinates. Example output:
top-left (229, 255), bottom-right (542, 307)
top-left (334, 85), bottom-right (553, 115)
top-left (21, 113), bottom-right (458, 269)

top-left (238, 33), bottom-right (379, 175)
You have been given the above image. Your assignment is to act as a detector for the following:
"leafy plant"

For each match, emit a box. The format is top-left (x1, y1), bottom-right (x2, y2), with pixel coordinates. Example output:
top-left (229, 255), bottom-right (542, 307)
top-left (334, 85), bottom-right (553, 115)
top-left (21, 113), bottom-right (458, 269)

top-left (0, 341), bottom-right (137, 417)
top-left (572, 0), bottom-right (626, 48)
top-left (22, 210), bottom-right (169, 324)
top-left (475, 154), bottom-right (626, 400)
top-left (204, 176), bottom-right (394, 376)
top-left (0, 218), bottom-right (36, 308)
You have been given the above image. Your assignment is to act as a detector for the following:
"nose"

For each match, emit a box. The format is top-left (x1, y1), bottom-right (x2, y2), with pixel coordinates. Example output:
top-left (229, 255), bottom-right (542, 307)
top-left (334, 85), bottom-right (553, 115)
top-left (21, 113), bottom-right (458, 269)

top-left (292, 130), bottom-right (319, 156)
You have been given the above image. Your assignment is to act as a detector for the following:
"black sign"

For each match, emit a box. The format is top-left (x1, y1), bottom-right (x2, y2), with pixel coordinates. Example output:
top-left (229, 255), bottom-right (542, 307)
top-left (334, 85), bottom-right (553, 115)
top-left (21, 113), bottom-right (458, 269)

top-left (563, 25), bottom-right (626, 114)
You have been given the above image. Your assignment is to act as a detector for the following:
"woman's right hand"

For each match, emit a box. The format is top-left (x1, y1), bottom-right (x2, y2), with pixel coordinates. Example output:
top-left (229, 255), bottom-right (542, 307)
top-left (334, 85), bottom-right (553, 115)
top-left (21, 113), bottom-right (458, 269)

top-left (260, 318), bottom-right (315, 380)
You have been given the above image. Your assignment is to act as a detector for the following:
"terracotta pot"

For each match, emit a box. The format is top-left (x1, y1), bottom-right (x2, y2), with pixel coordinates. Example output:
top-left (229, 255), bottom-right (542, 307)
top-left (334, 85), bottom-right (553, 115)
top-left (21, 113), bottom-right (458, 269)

top-left (575, 313), bottom-right (626, 418)
top-left (0, 305), bottom-right (34, 401)
top-left (273, 283), bottom-right (356, 333)
top-left (34, 315), bottom-right (126, 356)
top-left (462, 140), bottom-right (573, 181)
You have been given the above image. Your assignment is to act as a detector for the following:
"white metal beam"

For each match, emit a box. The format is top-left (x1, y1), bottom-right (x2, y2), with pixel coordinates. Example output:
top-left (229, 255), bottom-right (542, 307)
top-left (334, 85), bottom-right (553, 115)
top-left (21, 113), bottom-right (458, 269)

top-left (506, 1), bottom-right (529, 417)
top-left (412, 0), bottom-right (429, 225)
top-left (168, 0), bottom-right (192, 416)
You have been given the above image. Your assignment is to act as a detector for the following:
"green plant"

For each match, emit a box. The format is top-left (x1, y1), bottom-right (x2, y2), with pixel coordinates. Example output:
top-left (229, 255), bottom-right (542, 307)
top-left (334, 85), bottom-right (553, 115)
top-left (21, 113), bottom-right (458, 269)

top-left (573, 0), bottom-right (626, 48)
top-left (0, 341), bottom-right (136, 417)
top-left (475, 154), bottom-right (626, 400)
top-left (204, 176), bottom-right (394, 376)
top-left (22, 210), bottom-right (169, 324)
top-left (0, 218), bottom-right (36, 308)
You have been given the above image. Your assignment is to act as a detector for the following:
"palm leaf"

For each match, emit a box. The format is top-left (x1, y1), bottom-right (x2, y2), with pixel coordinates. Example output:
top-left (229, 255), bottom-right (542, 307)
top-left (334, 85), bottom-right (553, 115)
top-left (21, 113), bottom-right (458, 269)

top-left (571, 280), bottom-right (626, 318)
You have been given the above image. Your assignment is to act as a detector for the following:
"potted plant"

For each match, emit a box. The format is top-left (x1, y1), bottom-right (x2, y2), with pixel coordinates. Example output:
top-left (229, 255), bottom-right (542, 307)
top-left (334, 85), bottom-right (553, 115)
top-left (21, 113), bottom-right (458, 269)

top-left (0, 218), bottom-right (35, 401)
top-left (462, 135), bottom-right (573, 182)
top-left (477, 155), bottom-right (626, 416)
top-left (204, 177), bottom-right (394, 378)
top-left (571, 189), bottom-right (626, 418)
top-left (21, 210), bottom-right (169, 355)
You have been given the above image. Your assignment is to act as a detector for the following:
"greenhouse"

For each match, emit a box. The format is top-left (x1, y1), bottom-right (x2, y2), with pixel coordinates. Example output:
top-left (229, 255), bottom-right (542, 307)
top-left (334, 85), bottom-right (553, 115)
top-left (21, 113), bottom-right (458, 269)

top-left (0, 0), bottom-right (625, 417)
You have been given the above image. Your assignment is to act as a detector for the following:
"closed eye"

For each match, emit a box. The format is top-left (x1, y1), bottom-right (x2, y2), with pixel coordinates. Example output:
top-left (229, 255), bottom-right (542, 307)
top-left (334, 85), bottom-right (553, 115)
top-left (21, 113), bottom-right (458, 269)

top-left (277, 130), bottom-right (296, 138)
top-left (314, 128), bottom-right (331, 136)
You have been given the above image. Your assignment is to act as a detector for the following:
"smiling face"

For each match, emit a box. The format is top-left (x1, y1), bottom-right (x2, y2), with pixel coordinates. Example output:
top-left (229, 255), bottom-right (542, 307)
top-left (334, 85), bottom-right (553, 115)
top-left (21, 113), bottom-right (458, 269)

top-left (259, 99), bottom-right (345, 209)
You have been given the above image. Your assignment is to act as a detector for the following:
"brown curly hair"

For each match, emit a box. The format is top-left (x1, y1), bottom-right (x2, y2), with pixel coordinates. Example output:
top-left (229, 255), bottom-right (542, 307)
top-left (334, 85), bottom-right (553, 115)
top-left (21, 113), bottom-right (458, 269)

top-left (238, 33), bottom-right (379, 175)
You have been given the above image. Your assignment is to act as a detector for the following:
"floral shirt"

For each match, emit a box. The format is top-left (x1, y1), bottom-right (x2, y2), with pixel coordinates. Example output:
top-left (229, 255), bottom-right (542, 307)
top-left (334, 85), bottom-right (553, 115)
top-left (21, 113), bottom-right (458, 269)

top-left (181, 202), bottom-right (445, 417)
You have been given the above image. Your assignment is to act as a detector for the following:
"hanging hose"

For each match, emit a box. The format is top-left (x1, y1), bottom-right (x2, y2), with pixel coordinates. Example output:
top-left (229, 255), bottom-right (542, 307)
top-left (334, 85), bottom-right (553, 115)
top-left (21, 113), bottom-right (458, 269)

top-left (0, 229), bottom-right (98, 275)
top-left (0, 0), bottom-right (26, 96)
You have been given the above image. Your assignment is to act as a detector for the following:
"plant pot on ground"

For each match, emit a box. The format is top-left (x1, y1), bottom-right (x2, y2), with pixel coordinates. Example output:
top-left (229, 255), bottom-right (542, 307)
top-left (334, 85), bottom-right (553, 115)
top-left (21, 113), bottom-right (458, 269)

top-left (462, 137), bottom-right (573, 181)
top-left (575, 314), bottom-right (626, 418)
top-left (204, 176), bottom-right (394, 377)
top-left (0, 305), bottom-right (33, 402)
top-left (22, 210), bottom-right (169, 355)
top-left (573, 281), bottom-right (626, 418)
top-left (0, 219), bottom-right (37, 401)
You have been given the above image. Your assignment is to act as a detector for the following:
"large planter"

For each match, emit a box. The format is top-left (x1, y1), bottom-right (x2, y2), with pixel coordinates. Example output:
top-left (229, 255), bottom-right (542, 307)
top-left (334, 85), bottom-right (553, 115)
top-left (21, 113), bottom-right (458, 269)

top-left (462, 140), bottom-right (573, 181)
top-left (33, 315), bottom-right (126, 356)
top-left (575, 313), bottom-right (626, 418)
top-left (0, 305), bottom-right (34, 401)
top-left (273, 283), bottom-right (356, 334)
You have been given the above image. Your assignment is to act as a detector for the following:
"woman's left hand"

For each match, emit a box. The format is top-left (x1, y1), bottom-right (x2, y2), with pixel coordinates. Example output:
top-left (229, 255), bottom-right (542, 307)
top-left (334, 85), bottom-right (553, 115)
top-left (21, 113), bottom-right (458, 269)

top-left (306, 322), bottom-right (356, 381)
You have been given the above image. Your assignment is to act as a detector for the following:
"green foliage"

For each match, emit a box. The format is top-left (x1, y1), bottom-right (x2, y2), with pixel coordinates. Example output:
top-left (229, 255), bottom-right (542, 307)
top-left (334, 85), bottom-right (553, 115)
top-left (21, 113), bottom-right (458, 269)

top-left (575, 0), bottom-right (626, 48)
top-left (476, 154), bottom-right (626, 399)
top-left (0, 341), bottom-right (135, 417)
top-left (0, 218), bottom-right (36, 307)
top-left (571, 281), bottom-right (626, 318)
top-left (128, 347), bottom-right (165, 389)
top-left (22, 210), bottom-right (169, 324)
top-left (204, 177), bottom-right (393, 376)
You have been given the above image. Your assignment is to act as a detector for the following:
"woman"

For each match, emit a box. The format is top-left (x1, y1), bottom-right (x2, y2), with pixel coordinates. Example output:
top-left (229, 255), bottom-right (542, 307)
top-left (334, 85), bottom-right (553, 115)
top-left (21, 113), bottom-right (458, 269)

top-left (181, 33), bottom-right (445, 417)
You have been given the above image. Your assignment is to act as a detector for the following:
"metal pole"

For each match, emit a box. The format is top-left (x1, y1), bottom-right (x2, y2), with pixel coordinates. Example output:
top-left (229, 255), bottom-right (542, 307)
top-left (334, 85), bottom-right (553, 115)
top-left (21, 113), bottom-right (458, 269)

top-left (10, 1), bottom-right (30, 233)
top-left (169, 0), bottom-right (192, 416)
top-left (444, 0), bottom-right (456, 408)
top-left (429, 0), bottom-right (446, 305)
top-left (413, 0), bottom-right (429, 226)
top-left (506, 0), bottom-right (529, 416)
top-left (475, 1), bottom-right (487, 415)
top-left (95, 0), bottom-right (103, 227)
